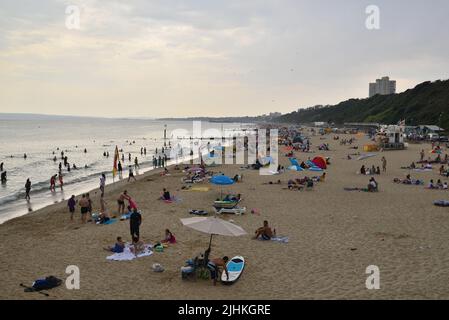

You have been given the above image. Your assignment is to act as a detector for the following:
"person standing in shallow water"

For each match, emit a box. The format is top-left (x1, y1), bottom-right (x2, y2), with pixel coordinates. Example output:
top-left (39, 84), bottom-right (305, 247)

top-left (50, 175), bottom-right (56, 192)
top-left (59, 174), bottom-right (64, 190)
top-left (25, 178), bottom-right (31, 201)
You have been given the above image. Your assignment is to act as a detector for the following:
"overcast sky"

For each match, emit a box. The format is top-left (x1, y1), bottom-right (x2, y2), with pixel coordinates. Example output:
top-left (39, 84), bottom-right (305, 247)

top-left (1, 0), bottom-right (448, 117)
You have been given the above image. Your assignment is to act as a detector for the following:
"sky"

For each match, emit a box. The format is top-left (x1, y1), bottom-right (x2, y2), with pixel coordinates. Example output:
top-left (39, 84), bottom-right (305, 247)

top-left (0, 0), bottom-right (448, 118)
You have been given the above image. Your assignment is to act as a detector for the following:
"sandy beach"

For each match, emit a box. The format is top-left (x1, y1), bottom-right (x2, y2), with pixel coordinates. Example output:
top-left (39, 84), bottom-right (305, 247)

top-left (1, 132), bottom-right (449, 300)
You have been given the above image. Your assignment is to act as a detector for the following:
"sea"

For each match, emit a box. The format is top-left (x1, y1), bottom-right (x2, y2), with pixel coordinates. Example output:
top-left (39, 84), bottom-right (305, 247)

top-left (0, 114), bottom-right (249, 224)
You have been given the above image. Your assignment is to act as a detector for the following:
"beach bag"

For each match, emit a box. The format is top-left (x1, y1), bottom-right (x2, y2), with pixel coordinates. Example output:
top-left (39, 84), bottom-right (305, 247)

top-left (32, 276), bottom-right (62, 291)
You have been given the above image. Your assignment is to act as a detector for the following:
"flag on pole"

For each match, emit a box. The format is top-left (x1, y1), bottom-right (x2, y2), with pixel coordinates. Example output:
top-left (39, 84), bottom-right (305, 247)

top-left (113, 146), bottom-right (119, 178)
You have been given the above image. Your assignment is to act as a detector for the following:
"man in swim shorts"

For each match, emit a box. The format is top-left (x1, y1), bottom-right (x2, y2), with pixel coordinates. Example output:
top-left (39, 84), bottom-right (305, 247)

top-left (207, 256), bottom-right (229, 286)
top-left (78, 194), bottom-right (90, 224)
top-left (253, 220), bottom-right (275, 240)
top-left (117, 190), bottom-right (127, 214)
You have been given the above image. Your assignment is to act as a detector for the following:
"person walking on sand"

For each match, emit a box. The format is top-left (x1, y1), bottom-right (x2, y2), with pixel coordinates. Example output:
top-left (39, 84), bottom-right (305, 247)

top-left (79, 194), bottom-right (89, 223)
top-left (68, 195), bottom-right (76, 221)
top-left (0, 162), bottom-right (3, 171)
top-left (118, 161), bottom-right (123, 175)
top-left (420, 149), bottom-right (425, 162)
top-left (381, 157), bottom-right (387, 173)
top-left (100, 173), bottom-right (106, 196)
top-left (86, 193), bottom-right (92, 216)
top-left (134, 157), bottom-right (139, 169)
top-left (128, 166), bottom-right (137, 182)
top-left (25, 178), bottom-right (31, 201)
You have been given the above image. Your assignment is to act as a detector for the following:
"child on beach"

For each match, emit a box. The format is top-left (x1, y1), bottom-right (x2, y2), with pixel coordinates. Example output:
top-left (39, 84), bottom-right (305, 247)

top-left (161, 229), bottom-right (176, 244)
top-left (130, 236), bottom-right (145, 257)
top-left (104, 237), bottom-right (125, 253)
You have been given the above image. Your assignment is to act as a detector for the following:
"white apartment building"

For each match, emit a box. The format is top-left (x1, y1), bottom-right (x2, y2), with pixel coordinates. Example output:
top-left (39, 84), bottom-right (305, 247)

top-left (369, 76), bottom-right (396, 97)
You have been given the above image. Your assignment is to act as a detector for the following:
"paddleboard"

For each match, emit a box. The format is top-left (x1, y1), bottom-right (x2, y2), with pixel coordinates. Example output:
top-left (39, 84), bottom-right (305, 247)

top-left (221, 256), bottom-right (245, 284)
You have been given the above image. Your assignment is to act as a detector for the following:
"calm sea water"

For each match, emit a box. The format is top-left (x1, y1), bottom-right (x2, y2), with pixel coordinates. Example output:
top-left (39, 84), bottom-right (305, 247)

top-left (0, 115), bottom-right (245, 223)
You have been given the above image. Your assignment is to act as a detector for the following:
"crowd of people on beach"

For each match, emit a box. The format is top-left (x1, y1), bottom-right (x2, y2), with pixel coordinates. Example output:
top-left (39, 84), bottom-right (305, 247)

top-left (7, 126), bottom-right (449, 289)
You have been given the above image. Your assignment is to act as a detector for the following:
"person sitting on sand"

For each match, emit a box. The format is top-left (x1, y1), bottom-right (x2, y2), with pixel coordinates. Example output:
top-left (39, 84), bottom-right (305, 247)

top-left (207, 256), bottom-right (229, 286)
top-left (223, 194), bottom-right (240, 202)
top-left (371, 165), bottom-right (376, 175)
top-left (306, 178), bottom-right (314, 189)
top-left (253, 220), bottom-right (276, 240)
top-left (427, 180), bottom-right (436, 189)
top-left (367, 177), bottom-right (378, 192)
top-left (265, 180), bottom-right (282, 185)
top-left (437, 179), bottom-right (444, 189)
top-left (161, 188), bottom-right (171, 201)
top-left (376, 166), bottom-right (381, 175)
top-left (287, 179), bottom-right (297, 190)
top-left (130, 236), bottom-right (145, 257)
top-left (443, 182), bottom-right (448, 190)
top-left (440, 165), bottom-right (446, 176)
top-left (161, 229), bottom-right (176, 244)
top-left (404, 174), bottom-right (412, 185)
top-left (320, 172), bottom-right (326, 182)
top-left (360, 165), bottom-right (366, 175)
top-left (120, 206), bottom-right (133, 220)
top-left (104, 237), bottom-right (125, 253)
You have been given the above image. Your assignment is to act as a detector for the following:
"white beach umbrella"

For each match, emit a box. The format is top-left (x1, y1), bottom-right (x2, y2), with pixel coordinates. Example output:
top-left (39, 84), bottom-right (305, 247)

top-left (180, 216), bottom-right (247, 251)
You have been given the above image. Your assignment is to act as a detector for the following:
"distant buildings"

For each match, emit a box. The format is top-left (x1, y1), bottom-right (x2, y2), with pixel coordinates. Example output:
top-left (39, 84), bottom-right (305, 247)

top-left (369, 76), bottom-right (396, 97)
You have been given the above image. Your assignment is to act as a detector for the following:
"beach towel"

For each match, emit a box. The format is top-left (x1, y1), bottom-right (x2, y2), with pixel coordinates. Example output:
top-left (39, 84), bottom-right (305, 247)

top-left (99, 218), bottom-right (117, 225)
top-left (163, 196), bottom-right (182, 204)
top-left (434, 200), bottom-right (449, 207)
top-left (271, 236), bottom-right (289, 243)
top-left (186, 187), bottom-right (210, 192)
top-left (189, 209), bottom-right (208, 216)
top-left (258, 236), bottom-right (289, 243)
top-left (357, 153), bottom-right (377, 161)
top-left (413, 168), bottom-right (433, 172)
top-left (106, 245), bottom-right (153, 261)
